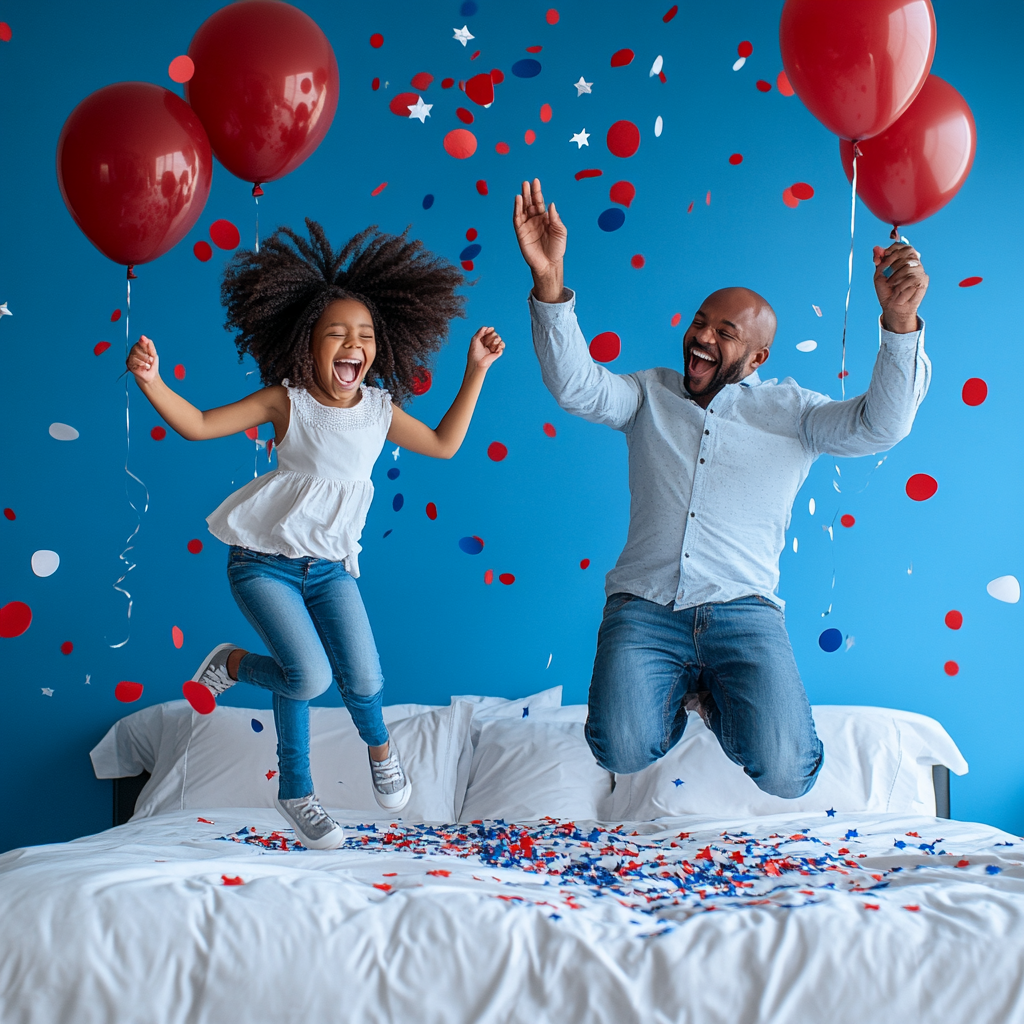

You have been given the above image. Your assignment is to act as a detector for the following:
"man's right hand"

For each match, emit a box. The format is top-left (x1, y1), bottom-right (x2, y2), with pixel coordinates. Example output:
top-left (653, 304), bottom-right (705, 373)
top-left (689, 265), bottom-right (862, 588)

top-left (513, 178), bottom-right (567, 302)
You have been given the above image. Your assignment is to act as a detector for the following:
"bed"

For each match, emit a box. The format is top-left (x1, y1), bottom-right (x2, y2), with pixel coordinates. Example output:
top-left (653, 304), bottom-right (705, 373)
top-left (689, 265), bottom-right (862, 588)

top-left (1, 693), bottom-right (1021, 1024)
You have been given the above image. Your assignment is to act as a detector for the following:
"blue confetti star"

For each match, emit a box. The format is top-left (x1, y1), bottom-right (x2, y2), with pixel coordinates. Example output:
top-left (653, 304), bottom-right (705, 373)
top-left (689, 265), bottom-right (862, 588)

top-left (826, 807), bottom-right (836, 817)
top-left (672, 779), bottom-right (685, 787)
top-left (844, 829), bottom-right (859, 840)
top-left (522, 706), bottom-right (529, 718)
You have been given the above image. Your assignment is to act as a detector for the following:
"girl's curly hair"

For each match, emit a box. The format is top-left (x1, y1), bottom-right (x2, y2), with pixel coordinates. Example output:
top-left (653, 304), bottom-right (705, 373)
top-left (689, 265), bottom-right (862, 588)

top-left (221, 219), bottom-right (466, 403)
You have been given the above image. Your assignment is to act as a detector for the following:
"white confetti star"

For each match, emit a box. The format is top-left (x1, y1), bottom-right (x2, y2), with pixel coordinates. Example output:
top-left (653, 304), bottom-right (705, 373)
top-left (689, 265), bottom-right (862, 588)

top-left (391, 446), bottom-right (401, 461)
top-left (407, 96), bottom-right (433, 122)
top-left (0, 302), bottom-right (11, 317)
top-left (570, 128), bottom-right (590, 148)
top-left (85, 674), bottom-right (91, 685)
top-left (453, 25), bottom-right (474, 46)
top-left (41, 687), bottom-right (54, 696)
top-left (573, 76), bottom-right (592, 96)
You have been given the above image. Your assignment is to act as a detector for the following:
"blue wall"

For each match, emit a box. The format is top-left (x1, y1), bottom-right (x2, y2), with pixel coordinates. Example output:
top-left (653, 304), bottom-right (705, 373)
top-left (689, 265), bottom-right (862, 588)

top-left (1, 0), bottom-right (1021, 852)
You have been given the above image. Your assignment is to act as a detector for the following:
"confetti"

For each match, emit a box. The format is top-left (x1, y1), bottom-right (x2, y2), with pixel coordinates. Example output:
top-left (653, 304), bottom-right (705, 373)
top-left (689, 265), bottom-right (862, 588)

top-left (732, 57), bottom-right (746, 71)
top-left (187, 539), bottom-right (203, 554)
top-left (484, 569), bottom-right (494, 584)
top-left (459, 536), bottom-right (485, 554)
top-left (61, 641), bottom-right (73, 655)
top-left (210, 220), bottom-right (240, 249)
top-left (453, 25), bottom-right (475, 46)
top-left (426, 502), bottom-right (438, 520)
top-left (610, 49), bottom-right (634, 67)
top-left (944, 610), bottom-right (963, 630)
top-left (444, 129), bottom-right (477, 159)
top-left (580, 558), bottom-right (590, 569)
top-left (512, 59), bottom-right (542, 78)
top-left (818, 628), bottom-right (842, 653)
top-left (111, 310), bottom-right (122, 322)
top-left (410, 72), bottom-right (434, 91)
top-left (986, 575), bottom-right (1020, 604)
top-left (456, 108), bottom-right (475, 125)
top-left (387, 467), bottom-right (400, 481)
top-left (905, 474), bottom-right (938, 502)
top-left (959, 277), bottom-right (983, 288)
top-left (777, 71), bottom-right (794, 96)
top-left (654, 115), bottom-right (663, 137)
top-left (371, 78), bottom-right (380, 91)
top-left (961, 378), bottom-right (987, 406)
top-left (465, 73), bottom-right (494, 106)
top-left (3, 508), bottom-right (14, 520)
top-left (808, 498), bottom-right (815, 515)
top-left (782, 187), bottom-right (799, 209)
top-left (756, 79), bottom-right (771, 92)
top-left (737, 41), bottom-right (753, 58)
top-left (606, 120), bottom-right (640, 158)
top-left (609, 180), bottom-right (635, 207)
top-left (540, 103), bottom-right (553, 123)
top-left (499, 573), bottom-right (516, 585)
top-left (574, 77), bottom-right (593, 96)
top-left (411, 367), bottom-right (432, 395)
top-left (495, 141), bottom-right (510, 154)
top-left (543, 423), bottom-right (556, 437)
top-left (796, 340), bottom-right (817, 352)
top-left (389, 92), bottom-right (420, 116)
top-left (221, 875), bottom-right (245, 885)
top-left (193, 241), bottom-right (212, 261)
top-left (41, 688), bottom-right (53, 697)
top-left (589, 331), bottom-right (621, 362)
top-left (460, 243), bottom-right (482, 261)
top-left (840, 515), bottom-right (855, 527)
top-left (650, 55), bottom-right (664, 77)
top-left (663, 5), bottom-right (678, 21)
top-left (570, 129), bottom-right (590, 148)
top-left (392, 493), bottom-right (404, 512)
top-left (94, 341), bottom-right (111, 355)
top-left (49, 423), bottom-right (79, 441)
top-left (370, 181), bottom-right (388, 195)
top-left (115, 680), bottom-right (144, 702)
top-left (174, 364), bottom-right (186, 380)
top-left (546, 9), bottom-right (559, 24)
top-left (597, 208), bottom-right (625, 232)
top-left (944, 661), bottom-right (959, 676)
top-left (812, 305), bottom-right (822, 316)
top-left (791, 182), bottom-right (815, 200)
top-left (631, 255), bottom-right (645, 268)
top-left (30, 550), bottom-right (59, 577)
top-left (168, 55), bottom-right (195, 83)
top-left (265, 770), bottom-right (277, 780)
top-left (172, 625), bottom-right (184, 648)
top-left (487, 442), bottom-right (508, 462)
top-left (422, 194), bottom-right (435, 209)
top-left (728, 153), bottom-right (743, 165)
top-left (524, 130), bottom-right (537, 145)
top-left (0, 22), bottom-right (11, 42)
top-left (369, 32), bottom-right (384, 48)
top-left (0, 602), bottom-right (32, 638)
top-left (574, 169), bottom-right (601, 180)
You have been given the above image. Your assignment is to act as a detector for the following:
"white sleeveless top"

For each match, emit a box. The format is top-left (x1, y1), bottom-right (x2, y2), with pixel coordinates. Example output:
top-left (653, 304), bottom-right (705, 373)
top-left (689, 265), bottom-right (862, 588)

top-left (206, 383), bottom-right (393, 575)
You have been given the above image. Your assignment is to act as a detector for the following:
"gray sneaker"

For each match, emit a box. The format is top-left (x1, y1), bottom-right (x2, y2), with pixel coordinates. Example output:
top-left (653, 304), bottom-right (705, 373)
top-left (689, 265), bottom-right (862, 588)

top-left (275, 794), bottom-right (345, 850)
top-left (183, 643), bottom-right (239, 715)
top-left (369, 739), bottom-right (412, 811)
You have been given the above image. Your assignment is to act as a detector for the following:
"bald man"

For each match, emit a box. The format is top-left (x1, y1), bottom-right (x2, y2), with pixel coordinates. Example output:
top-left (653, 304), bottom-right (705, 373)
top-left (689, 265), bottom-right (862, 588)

top-left (513, 179), bottom-right (931, 798)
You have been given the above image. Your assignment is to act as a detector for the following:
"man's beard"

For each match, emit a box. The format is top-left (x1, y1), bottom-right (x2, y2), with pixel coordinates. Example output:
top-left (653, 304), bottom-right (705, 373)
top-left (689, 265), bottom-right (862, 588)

top-left (683, 342), bottom-right (750, 397)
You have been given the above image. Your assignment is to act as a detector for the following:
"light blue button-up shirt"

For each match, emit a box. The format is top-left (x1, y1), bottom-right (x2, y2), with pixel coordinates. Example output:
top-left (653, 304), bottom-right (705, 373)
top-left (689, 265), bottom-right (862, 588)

top-left (529, 290), bottom-right (931, 611)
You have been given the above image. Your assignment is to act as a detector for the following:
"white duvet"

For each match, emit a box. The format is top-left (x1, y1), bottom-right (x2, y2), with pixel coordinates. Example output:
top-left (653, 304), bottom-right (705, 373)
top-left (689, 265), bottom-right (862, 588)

top-left (1, 808), bottom-right (1023, 1024)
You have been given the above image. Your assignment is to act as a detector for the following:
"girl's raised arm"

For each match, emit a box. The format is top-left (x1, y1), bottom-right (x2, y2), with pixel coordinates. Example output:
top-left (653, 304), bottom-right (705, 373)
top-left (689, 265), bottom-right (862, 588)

top-left (127, 335), bottom-right (286, 441)
top-left (387, 326), bottom-right (504, 459)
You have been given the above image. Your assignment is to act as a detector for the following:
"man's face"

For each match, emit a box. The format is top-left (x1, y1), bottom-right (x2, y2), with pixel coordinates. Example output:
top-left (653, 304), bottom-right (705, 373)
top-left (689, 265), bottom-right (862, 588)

top-left (682, 290), bottom-right (773, 402)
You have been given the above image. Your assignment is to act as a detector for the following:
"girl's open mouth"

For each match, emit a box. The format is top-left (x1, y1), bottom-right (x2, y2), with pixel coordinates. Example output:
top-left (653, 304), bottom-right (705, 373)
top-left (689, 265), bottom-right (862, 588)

top-left (333, 357), bottom-right (363, 388)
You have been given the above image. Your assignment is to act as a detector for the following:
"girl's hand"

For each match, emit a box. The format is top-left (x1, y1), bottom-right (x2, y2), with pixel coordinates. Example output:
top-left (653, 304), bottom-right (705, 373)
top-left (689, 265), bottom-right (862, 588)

top-left (468, 326), bottom-right (504, 372)
top-left (127, 336), bottom-right (159, 384)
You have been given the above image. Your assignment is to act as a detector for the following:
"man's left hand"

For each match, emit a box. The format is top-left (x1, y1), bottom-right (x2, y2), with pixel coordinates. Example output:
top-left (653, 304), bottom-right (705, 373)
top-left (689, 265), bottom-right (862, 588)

top-left (873, 242), bottom-right (929, 333)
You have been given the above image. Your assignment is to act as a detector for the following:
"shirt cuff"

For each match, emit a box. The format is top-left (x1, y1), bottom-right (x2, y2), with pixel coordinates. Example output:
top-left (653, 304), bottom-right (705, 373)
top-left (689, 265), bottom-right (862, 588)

top-left (878, 314), bottom-right (925, 349)
top-left (528, 287), bottom-right (576, 319)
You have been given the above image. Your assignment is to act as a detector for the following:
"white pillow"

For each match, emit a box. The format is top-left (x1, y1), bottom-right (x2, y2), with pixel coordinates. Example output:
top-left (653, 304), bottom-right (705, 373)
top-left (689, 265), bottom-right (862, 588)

top-left (459, 707), bottom-right (613, 822)
top-left (607, 705), bottom-right (969, 820)
top-left (452, 686), bottom-right (563, 745)
top-left (92, 700), bottom-right (473, 823)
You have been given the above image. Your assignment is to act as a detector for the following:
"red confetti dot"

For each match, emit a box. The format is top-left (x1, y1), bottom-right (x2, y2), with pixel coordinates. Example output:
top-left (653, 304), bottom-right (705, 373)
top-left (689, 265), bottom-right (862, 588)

top-left (466, 228), bottom-right (478, 241)
top-left (425, 502), bottom-right (438, 520)
top-left (944, 610), bottom-right (963, 630)
top-left (187, 539), bottom-right (203, 554)
top-left (540, 103), bottom-right (553, 123)
top-left (210, 220), bottom-right (240, 249)
top-left (111, 310), bottom-right (122, 322)
top-left (495, 141), bottom-right (510, 155)
top-left (574, 168), bottom-right (602, 180)
top-left (172, 625), bottom-right (184, 648)
top-left (840, 514), bottom-right (855, 527)
top-left (705, 191), bottom-right (711, 206)
top-left (389, 92), bottom-right (420, 116)
top-left (461, 260), bottom-right (474, 271)
top-left (168, 55), bottom-right (194, 83)
top-left (663, 5), bottom-right (679, 22)
top-left (959, 276), bottom-right (982, 287)
top-left (524, 129), bottom-right (537, 145)
top-left (411, 72), bottom-right (434, 91)
top-left (782, 187), bottom-right (799, 209)
top-left (369, 182), bottom-right (388, 197)
top-left (777, 71), bottom-right (794, 96)
top-left (371, 78), bottom-right (380, 91)
top-left (905, 473), bottom-right (938, 501)
top-left (0, 22), bottom-right (11, 42)
top-left (193, 241), bottom-right (212, 261)
top-left (961, 378), bottom-right (987, 406)
top-left (61, 641), bottom-right (73, 655)
top-left (369, 33), bottom-right (384, 48)
top-left (174, 364), bottom-right (185, 380)
top-left (791, 182), bottom-right (815, 200)
top-left (944, 661), bottom-right (959, 677)
top-left (580, 558), bottom-right (591, 569)
top-left (589, 331), bottom-right (621, 363)
top-left (543, 422), bottom-right (556, 437)
top-left (470, 50), bottom-right (480, 61)
top-left (671, 313), bottom-right (682, 327)
top-left (737, 41), bottom-right (753, 57)
top-left (755, 79), bottom-right (771, 92)
top-left (499, 573), bottom-right (516, 585)
top-left (837, 370), bottom-right (849, 379)
top-left (658, 70), bottom-right (667, 83)
top-left (0, 601), bottom-right (31, 638)
top-left (222, 875), bottom-right (245, 886)
top-left (442, 78), bottom-right (455, 89)
top-left (526, 45), bottom-right (543, 54)
top-left (444, 129), bottom-right (477, 159)
top-left (93, 341), bottom-right (111, 356)
top-left (610, 48), bottom-right (634, 67)
top-left (606, 120), bottom-right (640, 158)
top-left (411, 367), bottom-right (432, 395)
top-left (456, 107), bottom-right (475, 124)
top-left (151, 426), bottom-right (167, 441)
top-left (465, 73), bottom-right (494, 106)
top-left (244, 426), bottom-right (258, 440)
top-left (487, 442), bottom-right (508, 462)
top-left (630, 254), bottom-right (645, 269)
top-left (116, 681), bottom-right (144, 703)
top-left (609, 180), bottom-right (635, 207)
top-left (728, 153), bottom-right (743, 165)
top-left (3, 508), bottom-right (14, 520)
top-left (476, 180), bottom-right (489, 195)
top-left (484, 569), bottom-right (494, 585)
top-left (546, 8), bottom-right (559, 23)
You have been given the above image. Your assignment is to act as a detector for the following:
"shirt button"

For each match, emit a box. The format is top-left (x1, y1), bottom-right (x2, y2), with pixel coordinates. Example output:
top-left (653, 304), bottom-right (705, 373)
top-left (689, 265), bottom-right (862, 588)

top-left (699, 458), bottom-right (705, 464)
top-left (704, 429), bottom-right (710, 435)
top-left (690, 512), bottom-right (695, 517)
top-left (684, 553), bottom-right (689, 558)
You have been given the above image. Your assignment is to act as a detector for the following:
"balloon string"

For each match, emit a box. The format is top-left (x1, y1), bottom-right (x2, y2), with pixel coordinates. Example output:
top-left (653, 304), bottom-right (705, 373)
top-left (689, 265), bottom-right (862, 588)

top-left (110, 271), bottom-right (150, 649)
top-left (839, 144), bottom-right (860, 402)
top-left (252, 182), bottom-right (263, 252)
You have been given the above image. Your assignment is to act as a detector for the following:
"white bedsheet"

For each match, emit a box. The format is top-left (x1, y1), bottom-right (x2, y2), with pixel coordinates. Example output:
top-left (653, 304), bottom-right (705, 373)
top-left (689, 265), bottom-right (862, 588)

top-left (1, 808), bottom-right (1022, 1024)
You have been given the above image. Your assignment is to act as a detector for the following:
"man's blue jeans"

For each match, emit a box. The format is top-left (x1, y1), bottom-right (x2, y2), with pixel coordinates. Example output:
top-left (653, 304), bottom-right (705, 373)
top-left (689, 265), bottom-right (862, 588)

top-left (226, 546), bottom-right (389, 800)
top-left (585, 593), bottom-right (824, 798)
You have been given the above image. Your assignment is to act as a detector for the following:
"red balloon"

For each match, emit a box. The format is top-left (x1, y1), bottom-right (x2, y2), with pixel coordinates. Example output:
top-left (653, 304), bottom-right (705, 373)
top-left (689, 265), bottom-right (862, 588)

top-left (56, 83), bottom-right (212, 267)
top-left (186, 1), bottom-right (339, 186)
top-left (840, 76), bottom-right (976, 229)
top-left (780, 0), bottom-right (936, 140)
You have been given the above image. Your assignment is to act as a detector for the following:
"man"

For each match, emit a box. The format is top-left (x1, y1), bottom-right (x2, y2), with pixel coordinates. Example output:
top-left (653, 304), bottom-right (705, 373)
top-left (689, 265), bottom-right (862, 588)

top-left (513, 178), bottom-right (930, 797)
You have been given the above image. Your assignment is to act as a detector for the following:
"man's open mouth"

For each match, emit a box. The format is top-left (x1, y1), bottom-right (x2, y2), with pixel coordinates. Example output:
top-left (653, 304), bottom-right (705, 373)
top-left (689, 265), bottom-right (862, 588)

top-left (333, 357), bottom-right (363, 388)
top-left (687, 345), bottom-right (718, 377)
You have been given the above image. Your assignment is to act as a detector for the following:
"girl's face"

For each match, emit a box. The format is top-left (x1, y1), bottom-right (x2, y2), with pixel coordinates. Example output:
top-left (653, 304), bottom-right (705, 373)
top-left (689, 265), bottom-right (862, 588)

top-left (310, 298), bottom-right (377, 405)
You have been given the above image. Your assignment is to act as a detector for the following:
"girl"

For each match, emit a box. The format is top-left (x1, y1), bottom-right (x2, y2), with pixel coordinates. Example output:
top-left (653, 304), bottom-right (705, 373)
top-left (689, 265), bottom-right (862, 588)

top-left (126, 220), bottom-right (503, 849)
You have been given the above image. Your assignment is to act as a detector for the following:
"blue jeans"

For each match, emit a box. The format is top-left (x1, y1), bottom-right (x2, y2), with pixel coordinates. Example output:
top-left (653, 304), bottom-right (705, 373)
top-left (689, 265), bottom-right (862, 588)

top-left (226, 546), bottom-right (389, 800)
top-left (585, 593), bottom-right (823, 798)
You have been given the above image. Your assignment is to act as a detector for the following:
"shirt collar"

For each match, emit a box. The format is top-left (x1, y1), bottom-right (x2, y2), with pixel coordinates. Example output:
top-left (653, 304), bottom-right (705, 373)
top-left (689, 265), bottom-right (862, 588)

top-left (739, 369), bottom-right (761, 388)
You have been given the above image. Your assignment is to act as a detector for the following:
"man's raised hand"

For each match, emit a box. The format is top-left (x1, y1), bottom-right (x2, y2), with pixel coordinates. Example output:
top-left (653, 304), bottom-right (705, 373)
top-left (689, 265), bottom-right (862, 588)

top-left (513, 178), bottom-right (567, 302)
top-left (873, 243), bottom-right (929, 334)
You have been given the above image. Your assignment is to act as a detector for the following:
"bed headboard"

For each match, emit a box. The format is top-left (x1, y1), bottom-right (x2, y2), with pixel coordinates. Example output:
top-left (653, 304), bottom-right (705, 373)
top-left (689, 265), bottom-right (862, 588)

top-left (110, 765), bottom-right (954, 828)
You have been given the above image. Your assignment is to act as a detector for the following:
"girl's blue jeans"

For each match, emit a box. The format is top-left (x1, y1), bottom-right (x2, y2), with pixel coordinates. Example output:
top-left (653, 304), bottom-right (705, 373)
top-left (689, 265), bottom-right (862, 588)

top-left (226, 546), bottom-right (389, 800)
